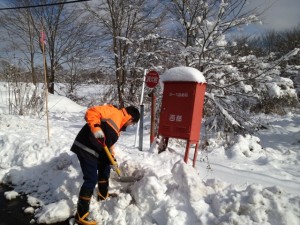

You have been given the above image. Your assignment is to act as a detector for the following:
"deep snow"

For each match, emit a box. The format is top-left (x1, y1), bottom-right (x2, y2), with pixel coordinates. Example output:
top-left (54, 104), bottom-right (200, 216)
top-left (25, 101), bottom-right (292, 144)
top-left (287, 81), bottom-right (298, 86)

top-left (0, 67), bottom-right (299, 224)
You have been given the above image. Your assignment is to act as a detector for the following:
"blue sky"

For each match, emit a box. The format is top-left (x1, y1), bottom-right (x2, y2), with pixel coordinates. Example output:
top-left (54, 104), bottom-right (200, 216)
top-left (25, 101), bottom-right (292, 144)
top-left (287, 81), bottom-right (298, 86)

top-left (248, 0), bottom-right (300, 31)
top-left (0, 0), bottom-right (299, 32)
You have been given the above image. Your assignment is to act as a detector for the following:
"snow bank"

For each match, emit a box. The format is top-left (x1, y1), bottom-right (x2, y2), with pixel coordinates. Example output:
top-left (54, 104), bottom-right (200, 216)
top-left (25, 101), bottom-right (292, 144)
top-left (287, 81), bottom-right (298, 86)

top-left (48, 94), bottom-right (86, 113)
top-left (36, 200), bottom-right (72, 224)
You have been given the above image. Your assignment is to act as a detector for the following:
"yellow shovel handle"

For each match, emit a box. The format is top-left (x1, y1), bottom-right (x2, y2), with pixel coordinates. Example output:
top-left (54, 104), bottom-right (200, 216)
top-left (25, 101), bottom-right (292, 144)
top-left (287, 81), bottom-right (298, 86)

top-left (103, 145), bottom-right (121, 176)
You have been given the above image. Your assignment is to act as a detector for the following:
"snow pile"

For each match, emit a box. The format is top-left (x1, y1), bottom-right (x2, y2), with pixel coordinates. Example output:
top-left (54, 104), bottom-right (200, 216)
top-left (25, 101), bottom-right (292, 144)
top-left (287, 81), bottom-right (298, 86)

top-left (228, 134), bottom-right (263, 159)
top-left (205, 183), bottom-right (300, 225)
top-left (48, 94), bottom-right (86, 113)
top-left (4, 190), bottom-right (19, 200)
top-left (36, 200), bottom-right (72, 224)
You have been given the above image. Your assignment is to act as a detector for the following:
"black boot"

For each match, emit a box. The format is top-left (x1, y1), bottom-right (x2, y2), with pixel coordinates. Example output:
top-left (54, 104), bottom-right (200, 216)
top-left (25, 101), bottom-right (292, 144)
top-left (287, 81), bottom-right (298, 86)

top-left (97, 179), bottom-right (118, 201)
top-left (97, 179), bottom-right (109, 201)
top-left (75, 188), bottom-right (96, 225)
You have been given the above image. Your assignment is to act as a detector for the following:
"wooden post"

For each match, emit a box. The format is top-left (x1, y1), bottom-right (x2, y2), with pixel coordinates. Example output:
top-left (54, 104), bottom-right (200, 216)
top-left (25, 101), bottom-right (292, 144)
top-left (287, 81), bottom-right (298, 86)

top-left (41, 27), bottom-right (50, 142)
top-left (150, 90), bottom-right (156, 145)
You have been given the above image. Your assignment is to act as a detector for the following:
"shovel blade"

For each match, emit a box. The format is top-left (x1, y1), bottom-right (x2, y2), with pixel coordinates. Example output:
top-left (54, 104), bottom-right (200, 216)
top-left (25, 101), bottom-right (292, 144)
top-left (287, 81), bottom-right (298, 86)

top-left (113, 176), bottom-right (142, 183)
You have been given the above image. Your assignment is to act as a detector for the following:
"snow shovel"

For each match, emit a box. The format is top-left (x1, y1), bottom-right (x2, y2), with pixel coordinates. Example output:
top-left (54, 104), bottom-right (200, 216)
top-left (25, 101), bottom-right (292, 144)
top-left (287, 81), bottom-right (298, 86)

top-left (97, 138), bottom-right (142, 183)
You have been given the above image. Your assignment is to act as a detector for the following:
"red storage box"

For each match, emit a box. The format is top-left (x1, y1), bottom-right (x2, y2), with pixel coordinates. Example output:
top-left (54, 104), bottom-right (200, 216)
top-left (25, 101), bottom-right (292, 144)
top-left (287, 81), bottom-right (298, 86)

top-left (158, 82), bottom-right (206, 141)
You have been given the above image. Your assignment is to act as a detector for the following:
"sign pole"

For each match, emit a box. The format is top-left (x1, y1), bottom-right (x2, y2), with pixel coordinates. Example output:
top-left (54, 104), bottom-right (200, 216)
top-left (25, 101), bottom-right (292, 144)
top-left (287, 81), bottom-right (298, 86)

top-left (145, 70), bottom-right (159, 147)
top-left (139, 105), bottom-right (144, 151)
top-left (135, 69), bottom-right (159, 150)
top-left (134, 69), bottom-right (147, 148)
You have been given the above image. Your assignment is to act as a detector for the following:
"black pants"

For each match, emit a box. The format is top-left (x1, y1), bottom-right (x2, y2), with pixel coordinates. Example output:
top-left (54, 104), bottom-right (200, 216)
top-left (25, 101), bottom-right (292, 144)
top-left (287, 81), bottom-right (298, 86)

top-left (77, 154), bottom-right (111, 191)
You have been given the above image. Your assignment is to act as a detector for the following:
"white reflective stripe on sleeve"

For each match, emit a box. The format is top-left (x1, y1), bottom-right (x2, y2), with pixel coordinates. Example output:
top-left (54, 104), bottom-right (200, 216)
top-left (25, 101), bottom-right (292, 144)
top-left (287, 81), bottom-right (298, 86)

top-left (74, 141), bottom-right (99, 158)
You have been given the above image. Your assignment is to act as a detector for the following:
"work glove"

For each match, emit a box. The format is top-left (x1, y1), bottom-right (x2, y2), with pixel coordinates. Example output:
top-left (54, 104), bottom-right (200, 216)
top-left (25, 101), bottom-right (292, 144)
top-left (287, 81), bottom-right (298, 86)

top-left (93, 129), bottom-right (105, 139)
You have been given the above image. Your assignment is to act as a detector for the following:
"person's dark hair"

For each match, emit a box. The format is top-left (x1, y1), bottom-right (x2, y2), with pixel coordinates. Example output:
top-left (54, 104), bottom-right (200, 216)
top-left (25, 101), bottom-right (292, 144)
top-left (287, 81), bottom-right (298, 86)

top-left (125, 106), bottom-right (140, 123)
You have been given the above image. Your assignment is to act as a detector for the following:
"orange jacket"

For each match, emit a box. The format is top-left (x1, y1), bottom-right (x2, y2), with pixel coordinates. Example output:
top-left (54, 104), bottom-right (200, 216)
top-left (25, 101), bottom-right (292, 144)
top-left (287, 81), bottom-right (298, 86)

top-left (85, 104), bottom-right (132, 136)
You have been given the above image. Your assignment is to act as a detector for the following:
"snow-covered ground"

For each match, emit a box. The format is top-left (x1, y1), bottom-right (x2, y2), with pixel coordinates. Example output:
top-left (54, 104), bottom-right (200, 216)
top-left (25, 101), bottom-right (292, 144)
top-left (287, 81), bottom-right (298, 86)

top-left (0, 81), bottom-right (299, 225)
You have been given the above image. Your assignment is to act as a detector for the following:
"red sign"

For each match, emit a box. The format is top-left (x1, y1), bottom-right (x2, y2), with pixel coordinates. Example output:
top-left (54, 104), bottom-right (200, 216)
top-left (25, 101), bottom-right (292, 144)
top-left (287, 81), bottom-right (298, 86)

top-left (145, 70), bottom-right (159, 88)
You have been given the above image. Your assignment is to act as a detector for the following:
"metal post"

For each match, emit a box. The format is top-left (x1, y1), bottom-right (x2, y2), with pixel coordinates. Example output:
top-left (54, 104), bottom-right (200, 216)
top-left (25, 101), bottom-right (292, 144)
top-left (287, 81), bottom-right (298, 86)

top-left (139, 104), bottom-right (144, 151)
top-left (135, 69), bottom-right (147, 147)
top-left (184, 140), bottom-right (191, 163)
top-left (193, 142), bottom-right (199, 167)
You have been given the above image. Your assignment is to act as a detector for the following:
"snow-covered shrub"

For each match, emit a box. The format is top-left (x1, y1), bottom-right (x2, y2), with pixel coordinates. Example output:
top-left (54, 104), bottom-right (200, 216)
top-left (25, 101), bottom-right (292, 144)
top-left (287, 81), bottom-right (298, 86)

top-left (4, 82), bottom-right (45, 116)
top-left (227, 134), bottom-right (263, 159)
top-left (250, 74), bottom-right (299, 114)
top-left (202, 49), bottom-right (299, 139)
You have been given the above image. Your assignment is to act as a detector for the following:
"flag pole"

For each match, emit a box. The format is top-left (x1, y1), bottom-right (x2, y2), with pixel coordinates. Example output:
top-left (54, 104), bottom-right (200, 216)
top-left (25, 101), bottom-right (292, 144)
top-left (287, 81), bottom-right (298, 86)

top-left (41, 26), bottom-right (50, 142)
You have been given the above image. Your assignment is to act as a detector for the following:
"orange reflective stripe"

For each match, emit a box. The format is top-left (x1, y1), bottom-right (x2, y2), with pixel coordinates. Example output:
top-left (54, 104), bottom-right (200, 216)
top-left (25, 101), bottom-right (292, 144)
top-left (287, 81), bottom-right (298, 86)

top-left (79, 196), bottom-right (91, 201)
top-left (98, 180), bottom-right (108, 184)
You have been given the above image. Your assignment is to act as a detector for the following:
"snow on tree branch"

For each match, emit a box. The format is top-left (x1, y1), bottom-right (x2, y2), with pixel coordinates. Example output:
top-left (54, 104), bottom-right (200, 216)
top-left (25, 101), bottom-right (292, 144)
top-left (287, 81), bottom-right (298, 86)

top-left (206, 93), bottom-right (241, 127)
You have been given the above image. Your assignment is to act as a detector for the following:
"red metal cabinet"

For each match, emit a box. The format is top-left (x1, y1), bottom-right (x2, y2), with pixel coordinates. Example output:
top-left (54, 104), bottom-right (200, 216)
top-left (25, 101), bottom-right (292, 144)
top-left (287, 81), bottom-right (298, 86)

top-left (158, 81), bottom-right (206, 166)
top-left (158, 82), bottom-right (206, 141)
